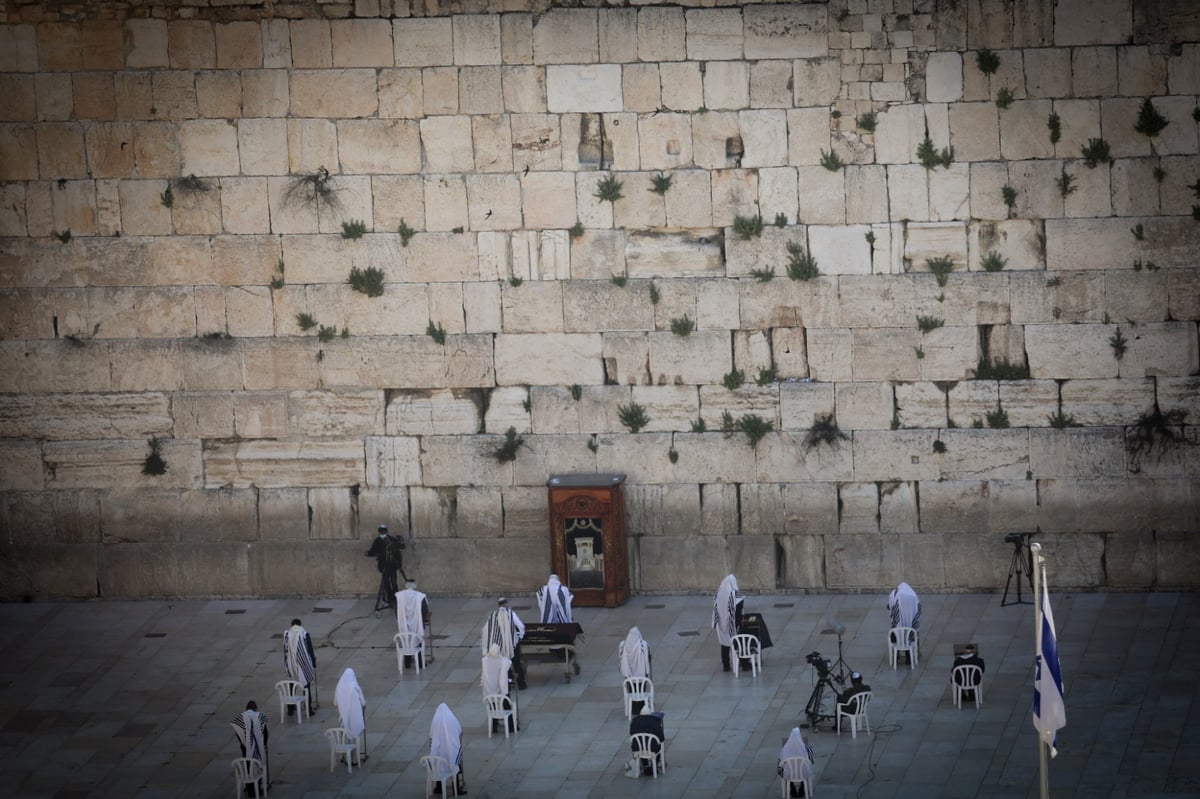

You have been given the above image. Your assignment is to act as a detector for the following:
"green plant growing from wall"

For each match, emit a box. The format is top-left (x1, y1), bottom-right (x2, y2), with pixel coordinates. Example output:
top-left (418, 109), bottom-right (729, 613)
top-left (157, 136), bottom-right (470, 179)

top-left (1126, 405), bottom-right (1190, 472)
top-left (1109, 326), bottom-right (1128, 360)
top-left (917, 134), bottom-right (954, 169)
top-left (1057, 168), bottom-right (1076, 197)
top-left (668, 447), bottom-right (679, 464)
top-left (508, 276), bottom-right (523, 287)
top-left (733, 213), bottom-right (764, 239)
top-left (1130, 223), bottom-right (1145, 241)
top-left (1046, 275), bottom-right (1061, 287)
top-left (981, 251), bottom-right (1007, 272)
top-left (451, 226), bottom-right (464, 234)
top-left (865, 230), bottom-right (876, 246)
top-left (296, 312), bottom-right (318, 331)
top-left (348, 266), bottom-right (385, 297)
top-left (857, 111), bottom-right (877, 132)
top-left (649, 172), bottom-right (673, 195)
top-left (756, 366), bottom-right (777, 385)
top-left (1081, 138), bottom-right (1111, 168)
top-left (142, 437), bottom-right (168, 476)
top-left (569, 221), bottom-right (585, 238)
top-left (1135, 97), bottom-right (1170, 138)
top-left (1154, 165), bottom-right (1166, 183)
top-left (611, 275), bottom-right (627, 287)
top-left (284, 166), bottom-right (341, 214)
top-left (891, 410), bottom-right (902, 430)
top-left (720, 411), bottom-right (736, 432)
top-left (975, 356), bottom-right (1030, 379)
top-left (805, 414), bottom-right (847, 450)
top-left (618, 402), bottom-right (649, 433)
top-left (522, 397), bottom-right (532, 412)
top-left (1047, 410), bottom-right (1080, 428)
top-left (670, 315), bottom-right (695, 336)
top-left (426, 320), bottom-right (446, 344)
top-left (774, 213), bottom-right (788, 227)
top-left (820, 149), bottom-right (844, 171)
top-left (1132, 259), bottom-right (1160, 272)
top-left (914, 346), bottom-right (925, 359)
top-left (160, 185), bottom-right (174, 208)
top-left (916, 314), bottom-right (944, 333)
top-left (341, 219), bottom-right (367, 239)
top-left (750, 267), bottom-right (775, 282)
top-left (1194, 105), bottom-right (1200, 123)
top-left (1001, 184), bottom-right (1018, 216)
top-left (986, 403), bottom-right (1010, 428)
top-left (786, 242), bottom-right (821, 280)
top-left (995, 87), bottom-right (1015, 109)
top-left (1047, 111), bottom-right (1061, 144)
top-left (648, 282), bottom-right (660, 304)
top-left (926, 255), bottom-right (954, 287)
top-left (493, 427), bottom-right (525, 462)
top-left (976, 49), bottom-right (1000, 75)
top-left (594, 174), bottom-right (624, 203)
top-left (932, 439), bottom-right (947, 454)
top-left (398, 218), bottom-right (416, 247)
top-left (722, 369), bottom-right (745, 390)
top-left (586, 436), bottom-right (599, 453)
top-left (201, 331), bottom-right (232, 341)
top-left (690, 417), bottom-right (706, 433)
top-left (53, 229), bottom-right (72, 243)
top-left (569, 384), bottom-right (582, 401)
top-left (736, 414), bottom-right (773, 448)
top-left (341, 327), bottom-right (349, 339)
top-left (317, 325), bottom-right (337, 342)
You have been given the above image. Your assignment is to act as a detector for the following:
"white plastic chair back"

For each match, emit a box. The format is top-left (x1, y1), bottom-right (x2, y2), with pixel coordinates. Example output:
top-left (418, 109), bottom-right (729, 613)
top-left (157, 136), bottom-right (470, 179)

top-left (888, 626), bottom-right (919, 669)
top-left (622, 676), bottom-right (655, 719)
top-left (483, 693), bottom-right (517, 739)
top-left (630, 731), bottom-right (666, 778)
top-left (836, 691), bottom-right (872, 738)
top-left (779, 755), bottom-right (814, 798)
top-left (731, 633), bottom-right (762, 677)
top-left (324, 727), bottom-right (360, 773)
top-left (274, 679), bottom-right (308, 724)
top-left (394, 632), bottom-right (424, 675)
top-left (231, 757), bottom-right (266, 798)
top-left (420, 754), bottom-right (458, 798)
top-left (952, 664), bottom-right (984, 708)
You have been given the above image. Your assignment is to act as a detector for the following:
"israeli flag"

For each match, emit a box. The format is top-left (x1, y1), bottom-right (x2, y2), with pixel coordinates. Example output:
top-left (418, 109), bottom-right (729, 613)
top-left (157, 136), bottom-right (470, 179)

top-left (1033, 581), bottom-right (1066, 757)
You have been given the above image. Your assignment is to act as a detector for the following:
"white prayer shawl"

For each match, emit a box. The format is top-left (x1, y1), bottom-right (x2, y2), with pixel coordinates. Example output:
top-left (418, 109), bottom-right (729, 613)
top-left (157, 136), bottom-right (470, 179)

top-left (395, 587), bottom-right (427, 637)
top-left (712, 575), bottom-right (742, 647)
top-left (482, 606), bottom-right (524, 658)
top-left (618, 627), bottom-right (650, 679)
top-left (888, 582), bottom-right (921, 631)
top-left (284, 624), bottom-right (316, 687)
top-left (778, 727), bottom-right (815, 781)
top-left (428, 703), bottom-right (462, 781)
top-left (334, 668), bottom-right (366, 738)
top-left (536, 574), bottom-right (574, 623)
top-left (231, 708), bottom-right (269, 779)
top-left (481, 644), bottom-right (511, 697)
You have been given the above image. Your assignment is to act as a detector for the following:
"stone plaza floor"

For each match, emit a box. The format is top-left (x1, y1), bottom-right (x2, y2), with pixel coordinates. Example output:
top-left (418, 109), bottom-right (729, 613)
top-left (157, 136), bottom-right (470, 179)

top-left (0, 588), bottom-right (1197, 798)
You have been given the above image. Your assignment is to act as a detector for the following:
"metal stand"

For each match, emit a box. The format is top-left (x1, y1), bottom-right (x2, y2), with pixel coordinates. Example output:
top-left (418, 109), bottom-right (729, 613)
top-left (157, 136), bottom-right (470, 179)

top-left (1002, 533), bottom-right (1034, 606)
top-left (373, 571), bottom-right (394, 616)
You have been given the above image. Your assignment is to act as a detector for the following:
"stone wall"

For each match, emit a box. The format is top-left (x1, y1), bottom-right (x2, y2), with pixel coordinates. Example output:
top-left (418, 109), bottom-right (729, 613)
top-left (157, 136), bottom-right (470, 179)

top-left (0, 0), bottom-right (1197, 599)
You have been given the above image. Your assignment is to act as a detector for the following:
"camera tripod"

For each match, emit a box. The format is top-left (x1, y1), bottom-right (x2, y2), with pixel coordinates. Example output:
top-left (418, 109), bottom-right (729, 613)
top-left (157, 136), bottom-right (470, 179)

top-left (1001, 533), bottom-right (1034, 606)
top-left (822, 624), bottom-right (853, 684)
top-left (373, 565), bottom-right (409, 615)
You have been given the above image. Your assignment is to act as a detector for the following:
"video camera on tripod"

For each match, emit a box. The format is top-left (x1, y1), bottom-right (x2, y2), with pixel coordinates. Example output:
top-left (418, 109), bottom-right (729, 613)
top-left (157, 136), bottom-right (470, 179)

top-left (805, 651), bottom-right (834, 681)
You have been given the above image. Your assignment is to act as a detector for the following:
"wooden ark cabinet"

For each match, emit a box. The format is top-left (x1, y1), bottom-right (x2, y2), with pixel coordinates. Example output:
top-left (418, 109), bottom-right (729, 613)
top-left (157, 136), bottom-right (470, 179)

top-left (546, 473), bottom-right (629, 608)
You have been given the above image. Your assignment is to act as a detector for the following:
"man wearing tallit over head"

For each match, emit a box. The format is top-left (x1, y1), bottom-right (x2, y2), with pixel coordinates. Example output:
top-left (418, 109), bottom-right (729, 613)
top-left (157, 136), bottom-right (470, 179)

top-left (535, 573), bottom-right (574, 623)
top-left (428, 703), bottom-right (465, 795)
top-left (712, 574), bottom-right (744, 672)
top-left (777, 726), bottom-right (815, 797)
top-left (481, 643), bottom-right (515, 733)
top-left (396, 579), bottom-right (430, 668)
top-left (283, 618), bottom-right (317, 713)
top-left (887, 581), bottom-right (922, 663)
top-left (230, 700), bottom-right (269, 795)
top-left (618, 626), bottom-right (652, 714)
top-left (482, 597), bottom-right (527, 690)
top-left (334, 668), bottom-right (368, 761)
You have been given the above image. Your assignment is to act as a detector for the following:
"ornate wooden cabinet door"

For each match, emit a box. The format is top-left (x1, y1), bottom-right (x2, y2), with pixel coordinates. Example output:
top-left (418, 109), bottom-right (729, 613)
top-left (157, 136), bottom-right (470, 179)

top-left (546, 473), bottom-right (629, 607)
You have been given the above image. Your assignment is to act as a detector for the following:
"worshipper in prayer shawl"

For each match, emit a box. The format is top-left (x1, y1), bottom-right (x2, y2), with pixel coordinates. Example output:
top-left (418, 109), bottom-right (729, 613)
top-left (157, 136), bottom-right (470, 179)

top-left (283, 618), bottom-right (317, 713)
top-left (396, 579), bottom-right (430, 668)
top-left (619, 626), bottom-right (652, 715)
top-left (535, 573), bottom-right (574, 623)
top-left (482, 597), bottom-right (527, 690)
top-left (334, 667), bottom-right (368, 761)
top-left (712, 574), bottom-right (745, 672)
top-left (887, 581), bottom-right (922, 662)
top-left (230, 701), bottom-right (269, 795)
top-left (428, 702), bottom-right (465, 795)
top-left (777, 726), bottom-right (816, 797)
top-left (481, 643), bottom-right (516, 733)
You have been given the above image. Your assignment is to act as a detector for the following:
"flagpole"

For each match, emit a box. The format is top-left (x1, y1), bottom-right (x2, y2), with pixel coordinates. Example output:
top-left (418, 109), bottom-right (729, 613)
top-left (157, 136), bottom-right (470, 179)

top-left (1031, 542), bottom-right (1049, 799)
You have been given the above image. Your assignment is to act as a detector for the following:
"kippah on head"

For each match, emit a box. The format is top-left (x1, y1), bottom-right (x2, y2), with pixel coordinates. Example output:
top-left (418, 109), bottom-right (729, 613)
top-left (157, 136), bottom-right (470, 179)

top-left (851, 672), bottom-right (862, 683)
top-left (246, 700), bottom-right (257, 710)
top-left (497, 596), bottom-right (508, 605)
top-left (291, 618), bottom-right (301, 626)
top-left (378, 524), bottom-right (388, 532)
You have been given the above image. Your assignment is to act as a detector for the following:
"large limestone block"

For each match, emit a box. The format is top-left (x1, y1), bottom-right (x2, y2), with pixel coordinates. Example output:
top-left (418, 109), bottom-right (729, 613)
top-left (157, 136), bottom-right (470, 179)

top-left (852, 429), bottom-right (939, 481)
top-left (287, 389), bottom-right (383, 438)
top-left (809, 224), bottom-right (872, 275)
top-left (771, 326), bottom-right (809, 380)
top-left (393, 18), bottom-right (452, 67)
top-left (852, 328), bottom-right (921, 381)
top-left (44, 438), bottom-right (201, 491)
top-left (968, 219), bottom-right (1043, 271)
top-left (1159, 376), bottom-right (1200, 420)
top-left (624, 63), bottom-right (662, 113)
top-left (838, 274), bottom-right (935, 327)
top-left (1118, 321), bottom-right (1200, 379)
top-left (625, 384), bottom-right (699, 433)
top-left (806, 328), bottom-right (853, 382)
top-left (824, 534), bottom-right (904, 590)
top-left (839, 482), bottom-right (880, 534)
top-left (786, 107), bottom-right (831, 167)
top-left (528, 385), bottom-right (580, 434)
top-left (938, 428), bottom-right (1030, 480)
top-left (633, 533), bottom-right (771, 592)
top-left (339, 119), bottom-right (421, 174)
top-left (744, 4), bottom-right (826, 59)
top-left (685, 8), bottom-right (743, 60)
top-left (893, 382), bottom-right (948, 429)
top-left (423, 174), bottom-right (469, 232)
top-left (704, 61), bottom-right (749, 110)
top-left (844, 165), bottom-right (889, 224)
top-left (1030, 428), bottom-right (1127, 479)
top-left (386, 388), bottom-right (482, 435)
top-left (638, 113), bottom-right (692, 171)
top-left (318, 334), bottom-right (494, 389)
top-left (1060, 378), bottom-right (1154, 426)
top-left (599, 8), bottom-right (637, 64)
top-left (637, 6), bottom-right (685, 62)
top-left (413, 434), bottom-right (513, 488)
top-left (483, 386), bottom-right (532, 436)
top-left (694, 482), bottom-right (739, 536)
top-left (737, 277), bottom-right (806, 329)
top-left (256, 487), bottom-right (310, 542)
top-left (695, 279), bottom-right (740, 331)
top-left (1037, 478), bottom-right (1192, 539)
top-left (520, 171), bottom-right (575, 229)
top-left (289, 20), bottom-right (332, 69)
top-left (725, 225), bottom-right (795, 277)
top-left (625, 230), bottom-right (724, 278)
top-left (1158, 529), bottom-right (1200, 587)
top-left (364, 435), bottom-right (422, 489)
top-left (96, 543), bottom-right (234, 598)
top-left (1025, 324), bottom-right (1118, 379)
top-left (546, 65), bottom-right (621, 113)
top-left (947, 380), bottom-right (1000, 428)
top-left (926, 52), bottom-right (963, 103)
top-left (835, 382), bottom-right (893, 431)
top-left (1010, 270), bottom-right (1105, 324)
top-left (918, 325), bottom-right (981, 381)
top-left (612, 173), bottom-right (668, 231)
top-left (404, 232), bottom-right (478, 282)
top-left (495, 333), bottom-right (602, 386)
top-left (691, 110), bottom-right (740, 170)
top-left (711, 169), bottom-right (760, 227)
top-left (203, 439), bottom-right (364, 489)
top-left (289, 69), bottom-right (377, 118)
top-left (919, 478), bottom-right (1037, 534)
top-left (697, 384), bottom-right (779, 430)
top-left (648, 330), bottom-right (731, 385)
top-left (998, 99), bottom-right (1055, 160)
top-left (0, 392), bottom-right (172, 440)
top-left (627, 432), bottom-right (753, 484)
top-left (948, 101), bottom-right (1000, 161)
top-left (739, 109), bottom-right (788, 168)
top-left (929, 162), bottom-right (971, 221)
top-left (903, 220), bottom-right (968, 273)
top-left (511, 433), bottom-right (598, 485)
top-left (994, 379), bottom-right (1059, 427)
top-left (0, 440), bottom-right (43, 492)
top-left (248, 542), bottom-right (337, 594)
top-left (499, 280), bottom-right (564, 333)
top-left (533, 9), bottom-right (598, 64)
top-left (1055, 0), bottom-right (1132, 46)
top-left (796, 165), bottom-right (844, 225)
top-left (568, 229), bottom-right (625, 280)
top-left (453, 14), bottom-right (501, 66)
top-left (231, 392), bottom-right (287, 439)
top-left (873, 104), bottom-right (925, 165)
top-left (602, 332), bottom-right (651, 386)
top-left (754, 430), bottom-right (852, 482)
top-left (563, 280), bottom-right (654, 333)
top-left (760, 167), bottom-right (799, 226)
top-left (107, 487), bottom-right (259, 544)
top-left (330, 19), bottom-right (393, 68)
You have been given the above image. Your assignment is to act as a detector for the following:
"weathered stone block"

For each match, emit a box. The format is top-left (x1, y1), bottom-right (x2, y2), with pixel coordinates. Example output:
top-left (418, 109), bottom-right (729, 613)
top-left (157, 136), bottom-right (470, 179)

top-left (852, 327), bottom-right (921, 381)
top-left (685, 8), bottom-right (743, 60)
top-left (919, 478), bottom-right (1037, 534)
top-left (1059, 378), bottom-right (1153, 426)
top-left (546, 65), bottom-right (622, 113)
top-left (0, 392), bottom-right (172, 440)
top-left (835, 381), bottom-right (893, 430)
top-left (1025, 323), bottom-right (1118, 379)
top-left (625, 231), bottom-right (724, 278)
top-left (1029, 427), bottom-right (1127, 479)
top-left (839, 481), bottom-right (880, 534)
top-left (893, 382), bottom-right (948, 429)
top-left (851, 429), bottom-right (939, 481)
top-left (1118, 321), bottom-right (1200, 379)
top-left (494, 333), bottom-right (602, 387)
top-left (0, 440), bottom-right (43, 491)
top-left (392, 18), bottom-right (452, 67)
top-left (796, 165), bottom-right (844, 225)
top-left (744, 4), bottom-right (826, 59)
top-left (879, 480), bottom-right (919, 534)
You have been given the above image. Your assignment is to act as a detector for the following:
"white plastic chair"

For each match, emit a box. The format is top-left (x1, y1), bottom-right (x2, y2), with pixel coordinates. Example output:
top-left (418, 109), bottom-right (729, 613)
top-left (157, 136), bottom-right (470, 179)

top-left (952, 664), bottom-right (983, 708)
top-left (419, 754), bottom-right (458, 798)
top-left (630, 731), bottom-right (666, 778)
top-left (778, 755), bottom-right (815, 798)
top-left (483, 693), bottom-right (517, 738)
top-left (888, 626), bottom-right (919, 670)
top-left (731, 633), bottom-right (762, 677)
top-left (836, 691), bottom-right (872, 738)
top-left (394, 632), bottom-right (424, 675)
top-left (231, 757), bottom-right (266, 798)
top-left (274, 679), bottom-right (308, 724)
top-left (622, 676), bottom-right (655, 719)
top-left (324, 727), bottom-right (360, 773)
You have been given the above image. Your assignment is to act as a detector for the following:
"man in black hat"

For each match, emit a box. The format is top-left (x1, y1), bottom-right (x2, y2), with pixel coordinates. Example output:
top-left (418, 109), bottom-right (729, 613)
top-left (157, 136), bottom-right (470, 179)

top-left (366, 524), bottom-right (405, 607)
top-left (835, 672), bottom-right (871, 716)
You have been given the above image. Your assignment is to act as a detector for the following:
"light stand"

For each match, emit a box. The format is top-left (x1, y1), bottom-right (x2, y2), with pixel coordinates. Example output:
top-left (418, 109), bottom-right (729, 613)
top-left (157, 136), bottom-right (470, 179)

top-left (820, 622), bottom-right (853, 684)
top-left (1001, 532), bottom-right (1034, 606)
